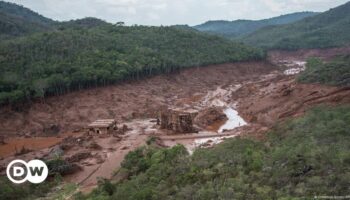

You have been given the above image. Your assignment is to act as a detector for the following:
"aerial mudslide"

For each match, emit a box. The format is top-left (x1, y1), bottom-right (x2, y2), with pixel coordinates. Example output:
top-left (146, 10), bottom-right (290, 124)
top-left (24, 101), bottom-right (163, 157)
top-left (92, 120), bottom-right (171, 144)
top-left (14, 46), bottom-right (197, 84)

top-left (0, 61), bottom-right (274, 137)
top-left (0, 48), bottom-right (349, 193)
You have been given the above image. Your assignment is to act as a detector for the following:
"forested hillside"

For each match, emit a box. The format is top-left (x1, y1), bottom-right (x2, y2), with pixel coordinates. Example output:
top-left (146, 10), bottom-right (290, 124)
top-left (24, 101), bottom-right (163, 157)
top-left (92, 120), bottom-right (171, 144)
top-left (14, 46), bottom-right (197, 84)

top-left (0, 17), bottom-right (264, 105)
top-left (298, 55), bottom-right (350, 86)
top-left (0, 1), bottom-right (55, 39)
top-left (78, 105), bottom-right (350, 200)
top-left (58, 17), bottom-right (109, 29)
top-left (243, 2), bottom-right (350, 50)
top-left (193, 12), bottom-right (317, 39)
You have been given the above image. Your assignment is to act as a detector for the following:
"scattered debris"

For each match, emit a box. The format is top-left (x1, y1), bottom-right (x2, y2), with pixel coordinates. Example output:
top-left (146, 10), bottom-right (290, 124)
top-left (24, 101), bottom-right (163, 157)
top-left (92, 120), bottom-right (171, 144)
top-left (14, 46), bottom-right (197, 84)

top-left (149, 119), bottom-right (158, 123)
top-left (15, 146), bottom-right (32, 156)
top-left (121, 124), bottom-right (129, 134)
top-left (24, 133), bottom-right (32, 138)
top-left (0, 136), bottom-right (5, 145)
top-left (112, 134), bottom-right (122, 141)
top-left (49, 162), bottom-right (82, 176)
top-left (284, 67), bottom-right (305, 75)
top-left (194, 107), bottom-right (227, 129)
top-left (66, 151), bottom-right (92, 163)
top-left (43, 124), bottom-right (61, 135)
top-left (88, 141), bottom-right (102, 150)
top-left (120, 146), bottom-right (129, 150)
top-left (279, 84), bottom-right (294, 96)
top-left (194, 135), bottom-right (238, 149)
top-left (49, 146), bottom-right (64, 158)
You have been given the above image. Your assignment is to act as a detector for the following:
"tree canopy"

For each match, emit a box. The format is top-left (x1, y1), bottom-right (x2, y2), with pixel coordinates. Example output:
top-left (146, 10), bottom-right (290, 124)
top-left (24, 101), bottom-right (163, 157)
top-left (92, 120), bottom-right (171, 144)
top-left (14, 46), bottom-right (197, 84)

top-left (194, 12), bottom-right (317, 39)
top-left (0, 24), bottom-right (264, 105)
top-left (242, 2), bottom-right (350, 50)
top-left (298, 55), bottom-right (350, 86)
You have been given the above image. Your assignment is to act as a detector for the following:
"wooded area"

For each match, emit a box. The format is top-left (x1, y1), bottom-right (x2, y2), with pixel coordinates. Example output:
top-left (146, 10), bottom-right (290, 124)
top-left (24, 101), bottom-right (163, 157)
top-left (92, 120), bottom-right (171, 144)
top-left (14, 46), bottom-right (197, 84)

top-left (298, 55), bottom-right (350, 86)
top-left (0, 24), bottom-right (264, 105)
top-left (242, 2), bottom-right (350, 50)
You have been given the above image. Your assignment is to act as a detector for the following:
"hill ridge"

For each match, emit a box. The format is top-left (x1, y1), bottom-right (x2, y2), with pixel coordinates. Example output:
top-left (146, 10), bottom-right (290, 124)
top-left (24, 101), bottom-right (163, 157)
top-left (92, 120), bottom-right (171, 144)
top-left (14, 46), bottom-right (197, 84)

top-left (242, 1), bottom-right (350, 49)
top-left (193, 11), bottom-right (318, 38)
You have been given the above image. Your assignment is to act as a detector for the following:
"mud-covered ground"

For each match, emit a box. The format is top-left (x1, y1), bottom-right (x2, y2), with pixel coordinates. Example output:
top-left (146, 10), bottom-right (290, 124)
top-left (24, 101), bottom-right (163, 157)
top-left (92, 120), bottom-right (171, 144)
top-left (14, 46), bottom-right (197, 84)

top-left (0, 48), bottom-right (349, 194)
top-left (0, 61), bottom-right (275, 137)
top-left (0, 61), bottom-right (277, 192)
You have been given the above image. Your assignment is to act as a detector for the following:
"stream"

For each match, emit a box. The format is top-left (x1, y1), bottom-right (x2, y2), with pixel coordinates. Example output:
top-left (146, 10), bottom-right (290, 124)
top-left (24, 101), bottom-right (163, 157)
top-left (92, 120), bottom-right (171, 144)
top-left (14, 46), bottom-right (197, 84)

top-left (218, 107), bottom-right (247, 133)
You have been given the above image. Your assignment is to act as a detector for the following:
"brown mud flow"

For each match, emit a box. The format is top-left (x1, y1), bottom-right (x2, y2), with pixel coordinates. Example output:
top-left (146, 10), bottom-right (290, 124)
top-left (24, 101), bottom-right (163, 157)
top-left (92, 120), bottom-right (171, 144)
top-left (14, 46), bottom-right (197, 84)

top-left (0, 137), bottom-right (61, 157)
top-left (0, 61), bottom-right (277, 192)
top-left (0, 47), bottom-right (349, 193)
top-left (0, 132), bottom-right (77, 157)
top-left (0, 61), bottom-right (275, 137)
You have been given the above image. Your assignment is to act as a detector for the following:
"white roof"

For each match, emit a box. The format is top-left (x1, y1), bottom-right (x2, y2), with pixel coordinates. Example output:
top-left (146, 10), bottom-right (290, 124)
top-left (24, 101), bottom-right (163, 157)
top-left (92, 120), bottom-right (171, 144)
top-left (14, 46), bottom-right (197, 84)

top-left (88, 119), bottom-right (116, 128)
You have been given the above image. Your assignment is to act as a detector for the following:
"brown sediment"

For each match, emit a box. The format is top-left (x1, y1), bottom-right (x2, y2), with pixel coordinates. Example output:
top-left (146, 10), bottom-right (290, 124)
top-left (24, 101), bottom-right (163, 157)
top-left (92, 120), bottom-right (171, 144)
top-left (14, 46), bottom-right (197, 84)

top-left (206, 119), bottom-right (227, 132)
top-left (0, 61), bottom-right (276, 137)
top-left (0, 132), bottom-right (77, 157)
top-left (1, 47), bottom-right (349, 194)
top-left (236, 77), bottom-right (350, 128)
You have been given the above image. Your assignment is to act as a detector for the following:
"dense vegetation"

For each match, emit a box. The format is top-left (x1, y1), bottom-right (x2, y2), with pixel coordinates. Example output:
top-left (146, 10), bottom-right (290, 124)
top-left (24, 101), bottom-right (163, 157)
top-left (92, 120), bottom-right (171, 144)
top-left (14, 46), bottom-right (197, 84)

top-left (243, 2), bottom-right (350, 50)
top-left (298, 55), bottom-right (350, 86)
top-left (0, 1), bottom-right (54, 39)
top-left (0, 173), bottom-right (61, 199)
top-left (194, 12), bottom-right (317, 39)
top-left (0, 156), bottom-right (80, 199)
top-left (78, 105), bottom-right (350, 200)
top-left (0, 3), bottom-right (264, 106)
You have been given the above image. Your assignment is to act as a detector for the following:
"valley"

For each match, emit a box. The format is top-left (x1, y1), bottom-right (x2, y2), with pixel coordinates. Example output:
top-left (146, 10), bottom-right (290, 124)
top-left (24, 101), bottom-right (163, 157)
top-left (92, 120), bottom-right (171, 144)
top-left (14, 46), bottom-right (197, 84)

top-left (0, 1), bottom-right (349, 199)
top-left (0, 48), bottom-right (349, 197)
top-left (0, 60), bottom-right (275, 191)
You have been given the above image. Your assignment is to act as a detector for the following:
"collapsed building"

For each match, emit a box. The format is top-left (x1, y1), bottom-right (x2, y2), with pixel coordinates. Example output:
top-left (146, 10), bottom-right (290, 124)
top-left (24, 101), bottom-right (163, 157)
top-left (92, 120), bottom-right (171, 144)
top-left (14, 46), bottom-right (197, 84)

top-left (159, 108), bottom-right (198, 133)
top-left (87, 119), bottom-right (117, 135)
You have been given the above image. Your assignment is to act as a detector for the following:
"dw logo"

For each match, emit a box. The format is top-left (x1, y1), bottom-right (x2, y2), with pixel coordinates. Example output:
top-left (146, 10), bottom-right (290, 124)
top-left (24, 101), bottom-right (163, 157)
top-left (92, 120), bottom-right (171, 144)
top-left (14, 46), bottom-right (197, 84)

top-left (6, 159), bottom-right (48, 184)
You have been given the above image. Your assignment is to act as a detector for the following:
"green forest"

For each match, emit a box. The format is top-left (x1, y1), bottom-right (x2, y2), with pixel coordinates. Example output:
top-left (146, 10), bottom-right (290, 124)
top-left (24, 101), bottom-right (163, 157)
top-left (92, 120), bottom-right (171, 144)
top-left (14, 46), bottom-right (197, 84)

top-left (73, 105), bottom-right (350, 200)
top-left (242, 2), bottom-right (350, 50)
top-left (298, 56), bottom-right (350, 86)
top-left (0, 1), bottom-right (264, 106)
top-left (0, 1), bottom-right (55, 39)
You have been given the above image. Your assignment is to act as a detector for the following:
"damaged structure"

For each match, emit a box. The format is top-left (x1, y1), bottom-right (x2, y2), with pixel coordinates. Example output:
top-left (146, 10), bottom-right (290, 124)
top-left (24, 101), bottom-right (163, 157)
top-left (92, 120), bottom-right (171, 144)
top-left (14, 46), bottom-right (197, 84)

top-left (159, 108), bottom-right (198, 133)
top-left (87, 119), bottom-right (117, 135)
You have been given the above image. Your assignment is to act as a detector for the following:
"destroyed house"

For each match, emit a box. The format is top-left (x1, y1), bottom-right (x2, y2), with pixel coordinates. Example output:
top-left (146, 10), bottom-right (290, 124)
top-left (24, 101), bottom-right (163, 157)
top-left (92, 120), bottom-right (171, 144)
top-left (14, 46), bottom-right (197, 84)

top-left (159, 109), bottom-right (198, 133)
top-left (87, 119), bottom-right (117, 135)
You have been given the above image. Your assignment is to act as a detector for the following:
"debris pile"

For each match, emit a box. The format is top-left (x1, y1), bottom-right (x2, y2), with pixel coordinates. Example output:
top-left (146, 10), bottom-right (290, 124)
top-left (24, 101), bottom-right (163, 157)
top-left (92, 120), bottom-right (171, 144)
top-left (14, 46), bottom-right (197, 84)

top-left (43, 124), bottom-right (61, 135)
top-left (66, 151), bottom-right (92, 163)
top-left (194, 107), bottom-right (227, 129)
top-left (279, 84), bottom-right (294, 97)
top-left (0, 136), bottom-right (4, 145)
top-left (159, 108), bottom-right (198, 133)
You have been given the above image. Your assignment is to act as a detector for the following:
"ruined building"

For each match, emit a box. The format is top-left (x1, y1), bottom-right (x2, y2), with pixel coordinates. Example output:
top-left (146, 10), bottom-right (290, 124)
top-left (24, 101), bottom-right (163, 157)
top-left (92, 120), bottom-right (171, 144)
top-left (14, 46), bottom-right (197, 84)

top-left (159, 108), bottom-right (198, 133)
top-left (87, 119), bottom-right (117, 135)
